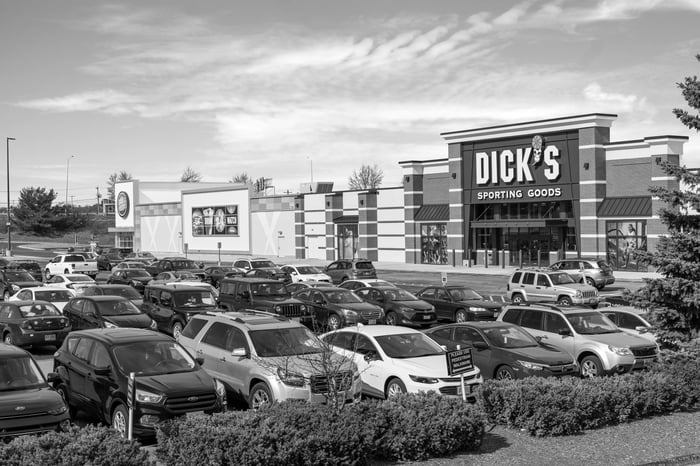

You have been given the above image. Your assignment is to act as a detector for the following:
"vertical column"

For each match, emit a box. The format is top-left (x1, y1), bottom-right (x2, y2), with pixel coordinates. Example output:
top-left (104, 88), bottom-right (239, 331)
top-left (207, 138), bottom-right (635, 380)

top-left (447, 143), bottom-right (465, 265)
top-left (294, 196), bottom-right (305, 259)
top-left (324, 193), bottom-right (343, 261)
top-left (578, 126), bottom-right (610, 257)
top-left (403, 164), bottom-right (424, 264)
top-left (358, 191), bottom-right (378, 261)
top-left (647, 136), bottom-right (684, 255)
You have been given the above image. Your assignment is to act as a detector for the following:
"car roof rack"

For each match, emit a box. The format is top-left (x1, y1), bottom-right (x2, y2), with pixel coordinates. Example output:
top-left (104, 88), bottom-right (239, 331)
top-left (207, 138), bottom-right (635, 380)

top-left (204, 309), bottom-right (290, 323)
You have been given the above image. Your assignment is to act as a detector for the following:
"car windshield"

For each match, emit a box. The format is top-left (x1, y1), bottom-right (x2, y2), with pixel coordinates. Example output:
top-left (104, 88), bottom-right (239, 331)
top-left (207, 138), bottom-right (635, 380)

top-left (172, 260), bottom-right (198, 269)
top-left (34, 290), bottom-right (74, 302)
top-left (251, 282), bottom-right (289, 296)
top-left (105, 287), bottom-right (142, 300)
top-left (550, 273), bottom-right (575, 285)
top-left (252, 260), bottom-right (276, 269)
top-left (175, 272), bottom-right (197, 280)
top-left (249, 327), bottom-right (324, 357)
top-left (106, 254), bottom-right (122, 260)
top-left (0, 356), bottom-right (46, 391)
top-left (173, 291), bottom-right (216, 307)
top-left (375, 333), bottom-right (443, 358)
top-left (355, 262), bottom-right (373, 270)
top-left (566, 312), bottom-right (621, 335)
top-left (113, 341), bottom-right (197, 375)
top-left (482, 326), bottom-right (539, 348)
top-left (384, 288), bottom-right (418, 301)
top-left (448, 288), bottom-right (483, 301)
top-left (96, 300), bottom-right (143, 316)
top-left (297, 266), bottom-right (323, 274)
top-left (124, 270), bottom-right (150, 278)
top-left (70, 275), bottom-right (94, 283)
top-left (14, 262), bottom-right (41, 272)
top-left (325, 290), bottom-right (363, 304)
top-left (4, 271), bottom-right (35, 281)
top-left (18, 303), bottom-right (61, 317)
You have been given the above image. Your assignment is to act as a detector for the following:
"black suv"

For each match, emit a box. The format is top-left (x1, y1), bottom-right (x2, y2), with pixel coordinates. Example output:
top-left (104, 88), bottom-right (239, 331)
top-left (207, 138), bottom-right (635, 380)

top-left (218, 277), bottom-right (311, 324)
top-left (53, 328), bottom-right (225, 439)
top-left (0, 269), bottom-right (43, 301)
top-left (141, 284), bottom-right (219, 338)
top-left (62, 296), bottom-right (156, 331)
top-left (7, 260), bottom-right (44, 282)
top-left (232, 258), bottom-right (289, 282)
top-left (0, 344), bottom-right (70, 439)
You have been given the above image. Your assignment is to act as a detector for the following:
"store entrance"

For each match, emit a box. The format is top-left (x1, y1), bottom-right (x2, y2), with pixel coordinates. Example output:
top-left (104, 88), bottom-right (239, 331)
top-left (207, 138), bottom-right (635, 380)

top-left (471, 225), bottom-right (576, 267)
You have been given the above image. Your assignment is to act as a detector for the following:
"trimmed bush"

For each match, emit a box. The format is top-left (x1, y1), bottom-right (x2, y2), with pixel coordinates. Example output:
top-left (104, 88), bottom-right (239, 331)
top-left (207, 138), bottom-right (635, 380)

top-left (156, 394), bottom-right (485, 465)
top-left (0, 425), bottom-right (152, 466)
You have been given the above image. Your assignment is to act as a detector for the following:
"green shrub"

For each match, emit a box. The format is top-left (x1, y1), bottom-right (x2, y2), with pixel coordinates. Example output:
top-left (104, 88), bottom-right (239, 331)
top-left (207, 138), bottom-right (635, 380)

top-left (0, 425), bottom-right (152, 466)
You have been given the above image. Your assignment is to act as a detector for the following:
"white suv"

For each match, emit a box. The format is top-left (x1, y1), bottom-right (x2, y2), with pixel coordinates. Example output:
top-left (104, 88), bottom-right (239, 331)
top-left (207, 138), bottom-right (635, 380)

top-left (506, 268), bottom-right (600, 307)
top-left (178, 310), bottom-right (361, 408)
top-left (498, 303), bottom-right (658, 377)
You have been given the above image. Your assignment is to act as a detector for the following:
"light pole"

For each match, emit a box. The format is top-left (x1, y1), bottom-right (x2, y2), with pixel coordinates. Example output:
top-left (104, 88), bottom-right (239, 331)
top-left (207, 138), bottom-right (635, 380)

top-left (65, 155), bottom-right (74, 214)
top-left (6, 137), bottom-right (15, 256)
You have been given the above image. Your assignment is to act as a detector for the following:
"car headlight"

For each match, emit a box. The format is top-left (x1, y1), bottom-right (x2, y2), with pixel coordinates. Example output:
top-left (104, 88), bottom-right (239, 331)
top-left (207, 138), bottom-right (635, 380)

top-left (409, 374), bottom-right (439, 384)
top-left (214, 379), bottom-right (227, 400)
top-left (468, 306), bottom-right (486, 312)
top-left (575, 290), bottom-right (582, 298)
top-left (48, 404), bottom-right (68, 415)
top-left (608, 345), bottom-right (632, 356)
top-left (149, 319), bottom-right (157, 330)
top-left (11, 284), bottom-right (20, 291)
top-left (136, 388), bottom-right (163, 404)
top-left (342, 309), bottom-right (358, 317)
top-left (517, 360), bottom-right (545, 371)
top-left (300, 304), bottom-right (307, 312)
top-left (103, 321), bottom-right (117, 329)
top-left (274, 305), bottom-right (282, 313)
top-left (277, 367), bottom-right (306, 387)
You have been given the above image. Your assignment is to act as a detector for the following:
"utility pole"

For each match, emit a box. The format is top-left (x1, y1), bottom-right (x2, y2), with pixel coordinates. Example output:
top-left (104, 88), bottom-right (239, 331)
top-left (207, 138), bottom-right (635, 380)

top-left (96, 187), bottom-right (101, 215)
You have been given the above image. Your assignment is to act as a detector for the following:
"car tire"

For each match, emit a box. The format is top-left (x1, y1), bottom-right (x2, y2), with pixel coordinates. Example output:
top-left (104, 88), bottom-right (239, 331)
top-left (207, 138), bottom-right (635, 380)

top-left (455, 309), bottom-right (467, 322)
top-left (56, 384), bottom-right (76, 418)
top-left (385, 378), bottom-right (407, 399)
top-left (45, 269), bottom-right (52, 280)
top-left (495, 365), bottom-right (515, 380)
top-left (171, 321), bottom-right (184, 339)
top-left (580, 355), bottom-right (604, 377)
top-left (327, 314), bottom-right (342, 331)
top-left (511, 293), bottom-right (524, 304)
top-left (557, 296), bottom-right (573, 306)
top-left (2, 290), bottom-right (10, 301)
top-left (248, 382), bottom-right (273, 409)
top-left (3, 332), bottom-right (13, 345)
top-left (385, 312), bottom-right (398, 326)
top-left (111, 404), bottom-right (128, 438)
top-left (585, 277), bottom-right (596, 288)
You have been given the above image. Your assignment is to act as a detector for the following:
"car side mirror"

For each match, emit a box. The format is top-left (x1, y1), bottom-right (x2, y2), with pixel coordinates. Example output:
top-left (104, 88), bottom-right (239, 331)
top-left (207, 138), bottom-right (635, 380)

top-left (363, 352), bottom-right (380, 363)
top-left (472, 341), bottom-right (488, 350)
top-left (558, 329), bottom-right (572, 336)
top-left (93, 366), bottom-right (111, 376)
top-left (231, 347), bottom-right (248, 358)
top-left (313, 297), bottom-right (324, 305)
top-left (46, 372), bottom-right (59, 383)
top-left (635, 326), bottom-right (649, 333)
top-left (241, 290), bottom-right (250, 299)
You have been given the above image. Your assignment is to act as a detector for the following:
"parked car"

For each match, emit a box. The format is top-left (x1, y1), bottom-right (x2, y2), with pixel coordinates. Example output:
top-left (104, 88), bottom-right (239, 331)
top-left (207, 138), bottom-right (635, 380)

top-left (424, 322), bottom-right (578, 379)
top-left (286, 281), bottom-right (335, 294)
top-left (325, 259), bottom-right (377, 284)
top-left (160, 281), bottom-right (219, 299)
top-left (498, 303), bottom-right (659, 377)
top-left (337, 279), bottom-right (394, 291)
top-left (8, 287), bottom-right (74, 311)
top-left (218, 277), bottom-right (312, 324)
top-left (45, 273), bottom-right (96, 290)
top-left (280, 264), bottom-right (332, 283)
top-left (150, 271), bottom-right (202, 285)
top-left (6, 260), bottom-right (44, 282)
top-left (320, 325), bottom-right (482, 400)
top-left (0, 269), bottom-right (43, 301)
top-left (550, 258), bottom-right (615, 289)
top-left (0, 300), bottom-right (71, 347)
top-left (0, 344), bottom-right (70, 439)
top-left (292, 287), bottom-right (385, 330)
top-left (600, 306), bottom-right (656, 343)
top-left (203, 265), bottom-right (244, 288)
top-left (141, 284), bottom-right (219, 338)
top-left (106, 268), bottom-right (153, 292)
top-left (244, 268), bottom-right (292, 283)
top-left (505, 268), bottom-right (600, 307)
top-left (73, 284), bottom-right (144, 307)
top-left (123, 251), bottom-right (157, 264)
top-left (53, 328), bottom-right (226, 439)
top-left (62, 295), bottom-right (156, 331)
top-left (415, 285), bottom-right (502, 322)
top-left (179, 310), bottom-right (361, 409)
top-left (354, 286), bottom-right (436, 327)
top-left (111, 261), bottom-right (149, 271)
top-left (95, 253), bottom-right (125, 271)
top-left (145, 258), bottom-right (205, 280)
top-left (232, 258), bottom-right (288, 282)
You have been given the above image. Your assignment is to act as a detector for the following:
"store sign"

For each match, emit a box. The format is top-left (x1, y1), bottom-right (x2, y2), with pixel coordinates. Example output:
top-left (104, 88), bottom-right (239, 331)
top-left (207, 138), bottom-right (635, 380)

top-left (475, 145), bottom-right (561, 186)
top-left (192, 205), bottom-right (239, 236)
top-left (117, 191), bottom-right (130, 219)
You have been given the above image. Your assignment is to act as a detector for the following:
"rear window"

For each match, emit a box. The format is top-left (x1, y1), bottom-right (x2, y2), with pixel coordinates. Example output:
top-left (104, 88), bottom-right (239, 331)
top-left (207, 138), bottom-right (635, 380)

top-left (65, 255), bottom-right (85, 262)
top-left (355, 262), bottom-right (374, 270)
top-left (182, 318), bottom-right (208, 339)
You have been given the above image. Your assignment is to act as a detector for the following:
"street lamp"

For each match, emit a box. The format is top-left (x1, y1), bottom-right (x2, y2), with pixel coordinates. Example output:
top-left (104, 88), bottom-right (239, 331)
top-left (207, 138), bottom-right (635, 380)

top-left (6, 137), bottom-right (15, 256)
top-left (65, 155), bottom-right (74, 214)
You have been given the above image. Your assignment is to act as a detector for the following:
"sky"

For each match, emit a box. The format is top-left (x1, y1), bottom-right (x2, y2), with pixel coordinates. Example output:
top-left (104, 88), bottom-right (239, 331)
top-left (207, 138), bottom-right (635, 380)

top-left (0, 0), bottom-right (699, 206)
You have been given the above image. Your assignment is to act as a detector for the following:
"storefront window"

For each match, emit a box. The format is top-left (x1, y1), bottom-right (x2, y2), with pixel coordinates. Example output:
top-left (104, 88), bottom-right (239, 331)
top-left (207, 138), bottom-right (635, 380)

top-left (337, 225), bottom-right (358, 260)
top-left (421, 223), bottom-right (448, 264)
top-left (606, 221), bottom-right (647, 271)
top-left (116, 232), bottom-right (133, 250)
top-left (473, 201), bottom-right (572, 221)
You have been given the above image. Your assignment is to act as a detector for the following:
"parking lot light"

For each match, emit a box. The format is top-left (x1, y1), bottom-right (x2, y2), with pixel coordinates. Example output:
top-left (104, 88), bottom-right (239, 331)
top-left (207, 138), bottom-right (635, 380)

top-left (6, 137), bottom-right (15, 256)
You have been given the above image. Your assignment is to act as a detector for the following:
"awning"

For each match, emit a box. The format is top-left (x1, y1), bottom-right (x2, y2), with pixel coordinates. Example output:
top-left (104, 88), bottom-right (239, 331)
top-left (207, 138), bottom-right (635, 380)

top-left (333, 215), bottom-right (359, 224)
top-left (470, 219), bottom-right (572, 228)
top-left (598, 196), bottom-right (652, 217)
top-left (414, 204), bottom-right (449, 221)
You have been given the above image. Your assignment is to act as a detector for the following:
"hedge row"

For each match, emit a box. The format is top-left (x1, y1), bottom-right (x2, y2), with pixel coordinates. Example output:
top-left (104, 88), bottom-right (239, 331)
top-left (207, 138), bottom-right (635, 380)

top-left (0, 425), bottom-right (152, 466)
top-left (479, 347), bottom-right (700, 436)
top-left (155, 392), bottom-right (485, 465)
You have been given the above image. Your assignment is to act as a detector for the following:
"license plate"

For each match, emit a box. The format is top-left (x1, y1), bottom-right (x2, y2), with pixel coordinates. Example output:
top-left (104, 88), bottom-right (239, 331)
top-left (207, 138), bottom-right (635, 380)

top-left (457, 384), bottom-right (474, 396)
top-left (368, 319), bottom-right (376, 325)
top-left (45, 334), bottom-right (56, 341)
top-left (423, 315), bottom-right (431, 320)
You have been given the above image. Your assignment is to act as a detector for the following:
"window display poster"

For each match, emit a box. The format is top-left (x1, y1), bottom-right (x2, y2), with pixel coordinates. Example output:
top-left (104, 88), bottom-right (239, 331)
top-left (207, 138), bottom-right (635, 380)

top-left (192, 205), bottom-right (238, 236)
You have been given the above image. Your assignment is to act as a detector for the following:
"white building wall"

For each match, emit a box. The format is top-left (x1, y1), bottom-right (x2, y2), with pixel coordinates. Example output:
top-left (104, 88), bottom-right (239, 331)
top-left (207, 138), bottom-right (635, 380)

top-left (251, 211), bottom-right (295, 257)
top-left (140, 216), bottom-right (182, 254)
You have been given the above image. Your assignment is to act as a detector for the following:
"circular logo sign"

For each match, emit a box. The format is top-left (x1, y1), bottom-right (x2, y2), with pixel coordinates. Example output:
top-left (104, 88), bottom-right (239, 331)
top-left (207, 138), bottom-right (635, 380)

top-left (117, 191), bottom-right (130, 218)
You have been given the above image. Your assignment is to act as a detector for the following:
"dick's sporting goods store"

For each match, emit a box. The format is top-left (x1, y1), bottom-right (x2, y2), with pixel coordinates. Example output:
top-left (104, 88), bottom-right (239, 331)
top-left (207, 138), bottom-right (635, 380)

top-left (401, 113), bottom-right (688, 271)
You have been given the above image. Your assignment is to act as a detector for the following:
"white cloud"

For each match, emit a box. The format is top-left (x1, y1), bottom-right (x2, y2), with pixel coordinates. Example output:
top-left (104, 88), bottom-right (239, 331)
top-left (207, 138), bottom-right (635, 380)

top-left (583, 83), bottom-right (646, 112)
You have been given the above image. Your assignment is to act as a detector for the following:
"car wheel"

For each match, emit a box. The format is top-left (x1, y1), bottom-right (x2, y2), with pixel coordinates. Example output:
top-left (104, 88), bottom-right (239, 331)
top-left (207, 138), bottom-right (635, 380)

top-left (385, 378), bottom-right (407, 399)
top-left (111, 404), bottom-right (128, 438)
top-left (56, 384), bottom-right (75, 418)
top-left (171, 321), bottom-right (184, 339)
top-left (385, 312), bottom-right (398, 326)
top-left (455, 309), bottom-right (467, 322)
top-left (585, 277), bottom-right (596, 288)
top-left (2, 290), bottom-right (10, 301)
top-left (557, 296), bottom-right (572, 306)
top-left (45, 269), bottom-right (52, 280)
top-left (580, 355), bottom-right (604, 378)
top-left (248, 382), bottom-right (273, 409)
top-left (327, 314), bottom-right (342, 331)
top-left (511, 293), bottom-right (524, 304)
top-left (495, 365), bottom-right (515, 380)
top-left (3, 332), bottom-right (13, 345)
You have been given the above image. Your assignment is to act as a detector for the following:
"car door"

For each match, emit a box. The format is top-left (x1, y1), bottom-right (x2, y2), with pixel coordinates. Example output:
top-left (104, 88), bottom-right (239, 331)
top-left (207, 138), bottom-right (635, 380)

top-left (417, 287), bottom-right (437, 314)
top-left (79, 300), bottom-right (103, 329)
top-left (309, 290), bottom-right (331, 323)
top-left (66, 337), bottom-right (95, 405)
top-left (351, 334), bottom-right (385, 396)
top-left (541, 311), bottom-right (576, 356)
top-left (434, 288), bottom-right (454, 320)
top-left (453, 326), bottom-right (491, 375)
top-left (64, 299), bottom-right (85, 329)
top-left (84, 340), bottom-right (114, 414)
top-left (325, 262), bottom-right (340, 283)
top-left (518, 272), bottom-right (536, 301)
top-left (530, 273), bottom-right (553, 302)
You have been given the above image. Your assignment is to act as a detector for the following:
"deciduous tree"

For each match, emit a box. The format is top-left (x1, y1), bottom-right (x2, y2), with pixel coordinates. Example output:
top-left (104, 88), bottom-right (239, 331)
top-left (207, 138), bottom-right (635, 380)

top-left (180, 167), bottom-right (202, 182)
top-left (107, 170), bottom-right (133, 200)
top-left (348, 164), bottom-right (383, 190)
